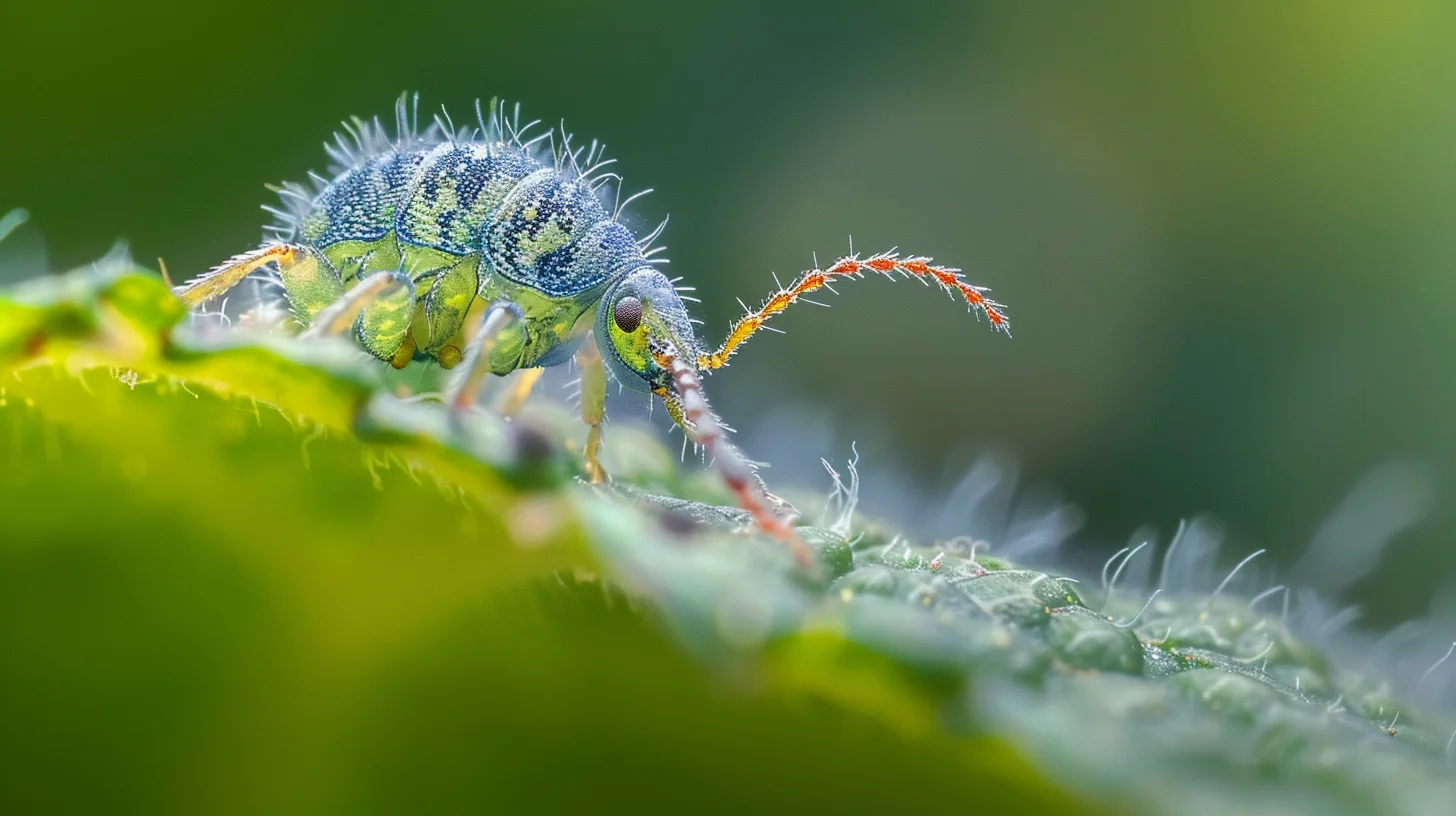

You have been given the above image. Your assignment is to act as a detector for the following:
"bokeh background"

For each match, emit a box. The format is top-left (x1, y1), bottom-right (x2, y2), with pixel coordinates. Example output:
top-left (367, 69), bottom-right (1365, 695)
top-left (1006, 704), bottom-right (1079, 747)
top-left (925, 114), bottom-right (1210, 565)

top-left (4, 0), bottom-right (1455, 626)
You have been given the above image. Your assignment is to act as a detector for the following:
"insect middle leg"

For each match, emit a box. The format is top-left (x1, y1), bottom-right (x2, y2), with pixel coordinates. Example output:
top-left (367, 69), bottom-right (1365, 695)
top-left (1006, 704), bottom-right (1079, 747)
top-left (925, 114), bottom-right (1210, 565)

top-left (498, 368), bottom-right (545, 418)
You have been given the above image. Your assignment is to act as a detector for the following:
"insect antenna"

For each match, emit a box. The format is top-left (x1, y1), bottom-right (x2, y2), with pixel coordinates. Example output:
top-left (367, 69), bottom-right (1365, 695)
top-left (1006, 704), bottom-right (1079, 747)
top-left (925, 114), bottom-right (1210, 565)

top-left (698, 249), bottom-right (1009, 371)
top-left (647, 339), bottom-right (813, 568)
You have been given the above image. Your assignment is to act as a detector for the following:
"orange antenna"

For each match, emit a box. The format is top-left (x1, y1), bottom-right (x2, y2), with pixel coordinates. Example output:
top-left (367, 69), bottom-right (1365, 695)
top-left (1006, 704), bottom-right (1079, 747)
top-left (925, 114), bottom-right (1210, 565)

top-left (699, 250), bottom-right (1008, 371)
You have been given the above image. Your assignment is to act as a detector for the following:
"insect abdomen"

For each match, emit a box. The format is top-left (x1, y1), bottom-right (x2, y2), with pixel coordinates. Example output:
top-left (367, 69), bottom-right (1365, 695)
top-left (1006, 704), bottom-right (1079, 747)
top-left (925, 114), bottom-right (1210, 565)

top-left (395, 143), bottom-right (539, 255)
top-left (298, 135), bottom-right (647, 303)
top-left (303, 149), bottom-right (429, 247)
top-left (484, 169), bottom-right (635, 298)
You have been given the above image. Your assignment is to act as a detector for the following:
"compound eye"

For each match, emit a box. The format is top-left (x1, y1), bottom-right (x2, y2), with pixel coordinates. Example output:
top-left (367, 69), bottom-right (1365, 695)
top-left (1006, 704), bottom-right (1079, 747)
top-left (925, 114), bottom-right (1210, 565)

top-left (613, 296), bottom-right (643, 333)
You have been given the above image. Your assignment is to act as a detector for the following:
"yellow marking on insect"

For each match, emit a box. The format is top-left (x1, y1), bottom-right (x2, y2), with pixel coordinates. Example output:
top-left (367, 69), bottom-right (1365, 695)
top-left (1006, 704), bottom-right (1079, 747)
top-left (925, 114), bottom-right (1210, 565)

top-left (439, 344), bottom-right (462, 369)
top-left (515, 221), bottom-right (570, 266)
top-left (390, 335), bottom-right (415, 369)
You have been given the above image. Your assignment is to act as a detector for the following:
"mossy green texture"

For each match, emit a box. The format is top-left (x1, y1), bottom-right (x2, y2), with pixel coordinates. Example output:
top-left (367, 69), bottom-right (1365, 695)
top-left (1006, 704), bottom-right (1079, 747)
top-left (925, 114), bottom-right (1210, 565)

top-left (1, 257), bottom-right (1453, 815)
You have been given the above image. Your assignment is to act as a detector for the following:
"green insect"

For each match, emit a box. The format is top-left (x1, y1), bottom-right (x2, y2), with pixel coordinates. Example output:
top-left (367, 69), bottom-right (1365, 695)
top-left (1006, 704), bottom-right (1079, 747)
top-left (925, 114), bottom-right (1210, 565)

top-left (176, 94), bottom-right (1009, 562)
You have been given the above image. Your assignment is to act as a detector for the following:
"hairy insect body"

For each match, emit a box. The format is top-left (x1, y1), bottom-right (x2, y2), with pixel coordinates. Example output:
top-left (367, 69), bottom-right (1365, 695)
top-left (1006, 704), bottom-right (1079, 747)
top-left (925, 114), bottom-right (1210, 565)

top-left (283, 138), bottom-right (632, 374)
top-left (177, 94), bottom-right (1009, 567)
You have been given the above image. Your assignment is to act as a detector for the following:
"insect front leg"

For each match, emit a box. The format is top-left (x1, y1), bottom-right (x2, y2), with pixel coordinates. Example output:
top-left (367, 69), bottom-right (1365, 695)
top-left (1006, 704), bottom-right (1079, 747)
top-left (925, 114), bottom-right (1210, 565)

top-left (447, 299), bottom-right (525, 415)
top-left (574, 338), bottom-right (608, 484)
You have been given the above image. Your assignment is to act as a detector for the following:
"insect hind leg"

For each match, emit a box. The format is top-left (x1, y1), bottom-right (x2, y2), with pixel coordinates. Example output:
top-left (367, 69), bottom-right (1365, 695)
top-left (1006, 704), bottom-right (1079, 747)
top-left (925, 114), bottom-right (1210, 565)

top-left (178, 243), bottom-right (350, 333)
top-left (174, 244), bottom-right (304, 309)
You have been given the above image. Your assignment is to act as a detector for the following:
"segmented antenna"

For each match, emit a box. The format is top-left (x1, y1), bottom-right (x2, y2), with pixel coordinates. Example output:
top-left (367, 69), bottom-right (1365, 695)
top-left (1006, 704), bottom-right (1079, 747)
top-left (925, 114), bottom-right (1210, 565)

top-left (699, 249), bottom-right (1009, 371)
top-left (648, 338), bottom-right (813, 567)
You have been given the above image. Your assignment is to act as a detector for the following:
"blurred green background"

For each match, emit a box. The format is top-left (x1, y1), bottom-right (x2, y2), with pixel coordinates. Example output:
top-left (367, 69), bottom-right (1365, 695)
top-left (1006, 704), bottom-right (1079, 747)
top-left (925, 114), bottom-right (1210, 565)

top-left (4, 0), bottom-right (1455, 625)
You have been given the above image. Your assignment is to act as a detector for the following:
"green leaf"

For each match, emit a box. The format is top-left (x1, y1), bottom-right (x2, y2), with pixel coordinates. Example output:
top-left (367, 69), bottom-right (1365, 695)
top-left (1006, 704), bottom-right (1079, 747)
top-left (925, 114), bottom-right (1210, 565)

top-left (2, 256), bottom-right (1453, 815)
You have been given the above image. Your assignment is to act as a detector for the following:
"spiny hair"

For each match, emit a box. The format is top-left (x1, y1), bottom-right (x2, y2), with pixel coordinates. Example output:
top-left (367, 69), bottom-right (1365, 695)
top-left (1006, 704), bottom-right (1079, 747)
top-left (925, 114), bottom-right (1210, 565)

top-left (260, 93), bottom-right (665, 256)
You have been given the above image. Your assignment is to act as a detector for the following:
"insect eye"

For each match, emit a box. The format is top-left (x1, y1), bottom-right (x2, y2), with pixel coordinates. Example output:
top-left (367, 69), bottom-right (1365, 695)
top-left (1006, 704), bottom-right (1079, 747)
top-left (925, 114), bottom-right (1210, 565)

top-left (613, 296), bottom-right (643, 333)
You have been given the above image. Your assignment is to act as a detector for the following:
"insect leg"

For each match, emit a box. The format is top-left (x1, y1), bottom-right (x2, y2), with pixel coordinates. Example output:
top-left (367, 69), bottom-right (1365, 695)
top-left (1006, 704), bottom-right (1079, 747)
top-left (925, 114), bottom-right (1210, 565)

top-left (298, 269), bottom-right (415, 369)
top-left (447, 299), bottom-right (524, 414)
top-left (174, 244), bottom-right (308, 308)
top-left (574, 339), bottom-right (608, 484)
top-left (420, 257), bottom-right (480, 354)
top-left (499, 368), bottom-right (545, 418)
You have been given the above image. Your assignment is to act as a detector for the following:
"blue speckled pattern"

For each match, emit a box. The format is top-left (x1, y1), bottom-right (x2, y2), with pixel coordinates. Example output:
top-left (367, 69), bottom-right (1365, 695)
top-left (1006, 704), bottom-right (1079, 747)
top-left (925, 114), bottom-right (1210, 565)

top-left (301, 138), bottom-right (636, 300)
top-left (310, 149), bottom-right (430, 246)
top-left (483, 170), bottom-right (618, 297)
top-left (395, 143), bottom-right (539, 255)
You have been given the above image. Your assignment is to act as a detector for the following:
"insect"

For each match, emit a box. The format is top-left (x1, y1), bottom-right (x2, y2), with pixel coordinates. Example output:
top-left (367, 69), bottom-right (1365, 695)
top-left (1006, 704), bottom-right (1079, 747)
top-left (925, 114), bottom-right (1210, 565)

top-left (175, 93), bottom-right (1010, 564)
